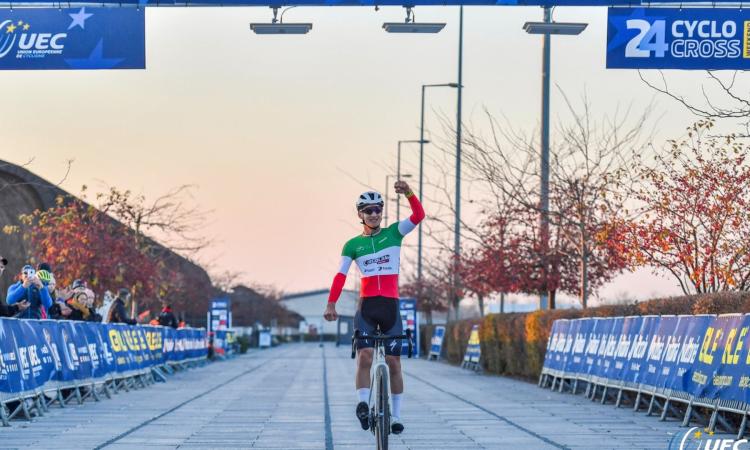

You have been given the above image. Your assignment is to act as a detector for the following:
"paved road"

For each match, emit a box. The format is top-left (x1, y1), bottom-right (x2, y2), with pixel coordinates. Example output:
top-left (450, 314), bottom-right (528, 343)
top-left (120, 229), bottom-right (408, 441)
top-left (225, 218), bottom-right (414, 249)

top-left (0, 343), bottom-right (732, 449)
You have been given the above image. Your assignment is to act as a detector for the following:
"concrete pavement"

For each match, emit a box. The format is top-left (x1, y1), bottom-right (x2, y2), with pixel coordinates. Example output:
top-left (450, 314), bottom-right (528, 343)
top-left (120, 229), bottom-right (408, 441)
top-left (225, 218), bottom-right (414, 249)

top-left (0, 343), bottom-right (733, 449)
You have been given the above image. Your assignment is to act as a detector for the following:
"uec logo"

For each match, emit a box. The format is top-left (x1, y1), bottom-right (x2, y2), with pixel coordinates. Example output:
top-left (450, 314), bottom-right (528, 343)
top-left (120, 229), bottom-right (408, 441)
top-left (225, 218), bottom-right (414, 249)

top-left (0, 20), bottom-right (66, 59)
top-left (669, 427), bottom-right (749, 450)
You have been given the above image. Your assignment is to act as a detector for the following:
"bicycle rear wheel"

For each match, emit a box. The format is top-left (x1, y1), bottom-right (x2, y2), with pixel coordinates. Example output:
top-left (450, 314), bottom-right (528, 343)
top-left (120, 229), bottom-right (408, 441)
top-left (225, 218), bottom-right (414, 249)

top-left (375, 365), bottom-right (390, 450)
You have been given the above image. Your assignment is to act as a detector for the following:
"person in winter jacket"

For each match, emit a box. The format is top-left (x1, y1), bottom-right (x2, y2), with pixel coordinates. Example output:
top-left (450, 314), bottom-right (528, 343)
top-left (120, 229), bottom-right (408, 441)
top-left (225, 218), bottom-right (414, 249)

top-left (7, 265), bottom-right (53, 319)
top-left (157, 298), bottom-right (178, 329)
top-left (109, 288), bottom-right (137, 325)
top-left (0, 256), bottom-right (29, 317)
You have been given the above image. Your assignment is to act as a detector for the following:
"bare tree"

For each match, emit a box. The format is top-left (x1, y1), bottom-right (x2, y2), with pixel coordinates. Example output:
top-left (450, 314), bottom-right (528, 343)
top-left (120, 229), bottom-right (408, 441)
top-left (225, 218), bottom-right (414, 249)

top-left (96, 185), bottom-right (212, 259)
top-left (640, 70), bottom-right (750, 135)
top-left (425, 91), bottom-right (653, 308)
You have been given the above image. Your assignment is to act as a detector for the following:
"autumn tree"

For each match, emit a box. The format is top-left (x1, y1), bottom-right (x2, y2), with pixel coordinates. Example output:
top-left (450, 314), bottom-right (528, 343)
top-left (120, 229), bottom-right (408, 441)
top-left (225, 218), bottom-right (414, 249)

top-left (620, 120), bottom-right (750, 294)
top-left (16, 196), bottom-right (159, 297)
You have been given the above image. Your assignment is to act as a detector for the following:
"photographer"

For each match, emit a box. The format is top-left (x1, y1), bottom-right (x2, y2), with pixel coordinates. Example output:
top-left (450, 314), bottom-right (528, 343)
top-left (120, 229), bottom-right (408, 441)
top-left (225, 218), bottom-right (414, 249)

top-left (0, 256), bottom-right (29, 317)
top-left (7, 264), bottom-right (53, 319)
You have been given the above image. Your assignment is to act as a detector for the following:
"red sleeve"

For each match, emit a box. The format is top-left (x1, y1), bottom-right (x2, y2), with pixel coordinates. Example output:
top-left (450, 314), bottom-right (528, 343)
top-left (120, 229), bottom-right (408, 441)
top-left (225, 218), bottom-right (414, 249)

top-left (407, 194), bottom-right (425, 225)
top-left (328, 273), bottom-right (347, 303)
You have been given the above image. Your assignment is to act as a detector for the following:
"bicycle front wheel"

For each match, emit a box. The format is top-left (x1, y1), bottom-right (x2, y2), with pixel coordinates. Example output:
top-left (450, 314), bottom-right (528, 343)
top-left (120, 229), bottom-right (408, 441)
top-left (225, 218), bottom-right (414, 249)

top-left (375, 365), bottom-right (390, 450)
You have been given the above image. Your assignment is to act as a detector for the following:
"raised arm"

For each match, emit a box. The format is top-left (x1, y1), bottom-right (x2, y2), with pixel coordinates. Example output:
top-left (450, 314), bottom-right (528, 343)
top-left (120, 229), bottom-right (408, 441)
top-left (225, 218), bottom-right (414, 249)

top-left (397, 191), bottom-right (425, 236)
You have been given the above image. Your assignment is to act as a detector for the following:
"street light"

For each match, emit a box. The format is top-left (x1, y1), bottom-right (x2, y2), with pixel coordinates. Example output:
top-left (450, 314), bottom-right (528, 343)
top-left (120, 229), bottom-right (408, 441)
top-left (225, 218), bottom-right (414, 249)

top-left (418, 82), bottom-right (459, 289)
top-left (397, 139), bottom-right (429, 223)
top-left (250, 7), bottom-right (312, 35)
top-left (384, 174), bottom-right (412, 227)
top-left (524, 8), bottom-right (587, 310)
top-left (383, 7), bottom-right (446, 33)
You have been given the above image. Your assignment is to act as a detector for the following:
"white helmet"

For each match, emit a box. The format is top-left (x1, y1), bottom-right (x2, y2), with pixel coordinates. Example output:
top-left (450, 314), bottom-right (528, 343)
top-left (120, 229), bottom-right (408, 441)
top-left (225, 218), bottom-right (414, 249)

top-left (356, 191), bottom-right (384, 211)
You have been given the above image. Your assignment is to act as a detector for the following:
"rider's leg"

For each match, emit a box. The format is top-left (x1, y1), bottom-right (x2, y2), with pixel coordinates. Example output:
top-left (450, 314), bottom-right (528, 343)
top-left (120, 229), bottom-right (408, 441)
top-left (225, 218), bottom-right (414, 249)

top-left (386, 355), bottom-right (405, 433)
top-left (386, 355), bottom-right (403, 417)
top-left (356, 348), bottom-right (374, 401)
top-left (385, 355), bottom-right (402, 394)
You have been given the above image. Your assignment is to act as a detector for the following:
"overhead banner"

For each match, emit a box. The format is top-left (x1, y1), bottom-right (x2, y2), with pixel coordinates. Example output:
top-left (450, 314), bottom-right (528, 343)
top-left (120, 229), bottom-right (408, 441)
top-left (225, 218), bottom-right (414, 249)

top-left (0, 7), bottom-right (144, 70)
top-left (607, 8), bottom-right (750, 70)
top-left (0, 318), bottom-right (206, 395)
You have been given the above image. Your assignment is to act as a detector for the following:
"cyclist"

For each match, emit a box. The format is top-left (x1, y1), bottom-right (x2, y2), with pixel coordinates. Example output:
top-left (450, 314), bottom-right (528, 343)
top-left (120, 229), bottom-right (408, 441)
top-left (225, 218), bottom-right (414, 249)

top-left (323, 180), bottom-right (424, 435)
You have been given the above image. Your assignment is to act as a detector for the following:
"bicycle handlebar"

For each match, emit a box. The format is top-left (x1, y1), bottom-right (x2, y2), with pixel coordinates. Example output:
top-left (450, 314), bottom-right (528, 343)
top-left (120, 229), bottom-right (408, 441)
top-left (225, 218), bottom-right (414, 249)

top-left (351, 329), bottom-right (413, 359)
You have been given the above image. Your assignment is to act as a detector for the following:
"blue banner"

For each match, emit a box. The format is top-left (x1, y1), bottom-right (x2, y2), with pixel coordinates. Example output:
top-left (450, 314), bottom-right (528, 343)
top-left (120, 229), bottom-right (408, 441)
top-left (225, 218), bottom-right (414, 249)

top-left (623, 315), bottom-right (658, 385)
top-left (399, 298), bottom-right (419, 358)
top-left (430, 325), bottom-right (446, 359)
top-left (639, 315), bottom-right (678, 389)
top-left (607, 8), bottom-right (750, 70)
top-left (666, 314), bottom-right (712, 395)
top-left (0, 319), bottom-right (206, 395)
top-left (690, 314), bottom-right (746, 400)
top-left (564, 319), bottom-right (591, 375)
top-left (0, 8), bottom-right (144, 70)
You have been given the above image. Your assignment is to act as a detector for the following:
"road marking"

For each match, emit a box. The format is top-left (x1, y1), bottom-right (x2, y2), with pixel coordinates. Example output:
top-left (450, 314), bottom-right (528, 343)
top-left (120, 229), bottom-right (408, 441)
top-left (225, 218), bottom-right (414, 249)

top-left (322, 346), bottom-right (334, 450)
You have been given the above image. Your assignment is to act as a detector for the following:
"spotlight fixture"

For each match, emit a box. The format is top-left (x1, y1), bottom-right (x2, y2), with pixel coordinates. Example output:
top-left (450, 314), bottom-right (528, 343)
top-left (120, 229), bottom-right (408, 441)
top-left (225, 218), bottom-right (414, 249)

top-left (522, 21), bottom-right (587, 35)
top-left (250, 6), bottom-right (312, 35)
top-left (383, 7), bottom-right (445, 34)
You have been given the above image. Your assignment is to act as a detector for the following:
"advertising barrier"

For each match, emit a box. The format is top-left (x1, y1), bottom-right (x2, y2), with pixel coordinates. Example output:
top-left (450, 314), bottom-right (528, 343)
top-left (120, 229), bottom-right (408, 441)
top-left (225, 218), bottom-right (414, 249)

top-left (462, 324), bottom-right (481, 371)
top-left (0, 318), bottom-right (207, 396)
top-left (541, 313), bottom-right (750, 429)
top-left (429, 325), bottom-right (446, 361)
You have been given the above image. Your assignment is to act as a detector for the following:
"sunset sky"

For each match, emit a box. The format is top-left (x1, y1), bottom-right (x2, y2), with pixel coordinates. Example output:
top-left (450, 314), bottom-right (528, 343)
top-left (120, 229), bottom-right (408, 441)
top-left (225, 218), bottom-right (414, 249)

top-left (1, 5), bottom-right (712, 306)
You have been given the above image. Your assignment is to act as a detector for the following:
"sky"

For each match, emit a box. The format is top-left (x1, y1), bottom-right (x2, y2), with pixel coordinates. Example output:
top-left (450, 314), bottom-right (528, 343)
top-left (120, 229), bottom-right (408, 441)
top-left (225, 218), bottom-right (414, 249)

top-left (0, 4), bottom-right (715, 306)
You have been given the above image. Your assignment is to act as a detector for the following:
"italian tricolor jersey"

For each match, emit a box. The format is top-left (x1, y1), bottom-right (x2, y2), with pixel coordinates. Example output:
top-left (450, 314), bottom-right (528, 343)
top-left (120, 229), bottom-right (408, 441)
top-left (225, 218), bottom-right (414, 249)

top-left (341, 223), bottom-right (406, 299)
top-left (328, 194), bottom-right (424, 302)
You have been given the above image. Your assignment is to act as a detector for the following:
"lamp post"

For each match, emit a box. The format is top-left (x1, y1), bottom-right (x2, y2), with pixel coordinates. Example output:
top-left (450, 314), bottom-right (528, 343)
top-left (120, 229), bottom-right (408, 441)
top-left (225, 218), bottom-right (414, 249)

top-left (453, 5), bottom-right (464, 321)
top-left (523, 9), bottom-right (587, 310)
top-left (385, 173), bottom-right (412, 227)
top-left (418, 83), bottom-right (459, 287)
top-left (397, 140), bottom-right (429, 223)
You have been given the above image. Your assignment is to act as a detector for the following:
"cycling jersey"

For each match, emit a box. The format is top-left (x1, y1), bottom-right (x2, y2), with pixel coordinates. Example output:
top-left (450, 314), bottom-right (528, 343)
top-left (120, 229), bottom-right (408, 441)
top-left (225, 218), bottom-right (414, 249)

top-left (328, 194), bottom-right (424, 302)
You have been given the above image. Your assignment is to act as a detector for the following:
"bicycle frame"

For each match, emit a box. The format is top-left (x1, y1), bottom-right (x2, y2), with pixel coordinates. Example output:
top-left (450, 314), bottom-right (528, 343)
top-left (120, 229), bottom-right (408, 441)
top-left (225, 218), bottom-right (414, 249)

top-left (352, 329), bottom-right (412, 450)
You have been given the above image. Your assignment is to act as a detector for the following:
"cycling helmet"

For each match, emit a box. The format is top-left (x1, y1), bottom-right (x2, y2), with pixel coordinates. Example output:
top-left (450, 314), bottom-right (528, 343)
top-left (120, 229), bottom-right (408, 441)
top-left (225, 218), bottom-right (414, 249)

top-left (356, 191), bottom-right (384, 211)
top-left (37, 270), bottom-right (53, 284)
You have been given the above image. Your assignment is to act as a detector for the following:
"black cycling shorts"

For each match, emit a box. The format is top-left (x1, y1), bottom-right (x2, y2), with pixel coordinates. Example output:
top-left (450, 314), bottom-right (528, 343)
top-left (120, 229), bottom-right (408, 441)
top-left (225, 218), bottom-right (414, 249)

top-left (354, 296), bottom-right (403, 356)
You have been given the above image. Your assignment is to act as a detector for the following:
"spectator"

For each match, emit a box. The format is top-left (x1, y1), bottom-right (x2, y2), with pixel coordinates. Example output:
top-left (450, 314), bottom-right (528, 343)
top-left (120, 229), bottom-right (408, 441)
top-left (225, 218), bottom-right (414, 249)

top-left (157, 298), bottom-right (178, 329)
top-left (0, 256), bottom-right (29, 317)
top-left (109, 288), bottom-right (136, 325)
top-left (49, 290), bottom-right (101, 322)
top-left (7, 265), bottom-right (53, 319)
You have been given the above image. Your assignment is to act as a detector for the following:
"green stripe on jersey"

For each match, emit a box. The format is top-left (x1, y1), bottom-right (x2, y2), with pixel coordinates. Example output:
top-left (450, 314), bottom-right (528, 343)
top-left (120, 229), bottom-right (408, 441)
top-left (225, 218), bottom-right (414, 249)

top-left (342, 223), bottom-right (404, 260)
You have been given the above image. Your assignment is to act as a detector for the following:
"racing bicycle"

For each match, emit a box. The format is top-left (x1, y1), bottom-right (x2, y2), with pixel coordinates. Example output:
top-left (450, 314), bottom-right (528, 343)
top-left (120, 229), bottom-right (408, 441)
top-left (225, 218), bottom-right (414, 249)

top-left (351, 328), bottom-right (413, 450)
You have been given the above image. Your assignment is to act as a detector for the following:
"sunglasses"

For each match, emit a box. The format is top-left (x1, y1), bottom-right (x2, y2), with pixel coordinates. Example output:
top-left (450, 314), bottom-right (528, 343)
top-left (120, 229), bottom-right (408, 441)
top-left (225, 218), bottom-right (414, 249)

top-left (361, 207), bottom-right (382, 215)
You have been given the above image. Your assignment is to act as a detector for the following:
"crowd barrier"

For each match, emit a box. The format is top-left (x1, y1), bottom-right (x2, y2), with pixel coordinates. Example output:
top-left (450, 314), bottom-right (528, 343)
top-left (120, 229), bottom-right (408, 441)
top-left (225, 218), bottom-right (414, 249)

top-left (539, 314), bottom-right (750, 438)
top-left (0, 317), bottom-right (208, 426)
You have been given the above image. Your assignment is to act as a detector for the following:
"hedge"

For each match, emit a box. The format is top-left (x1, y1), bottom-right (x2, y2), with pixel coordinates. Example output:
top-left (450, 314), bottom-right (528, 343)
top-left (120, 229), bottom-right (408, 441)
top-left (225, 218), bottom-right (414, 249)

top-left (419, 292), bottom-right (750, 381)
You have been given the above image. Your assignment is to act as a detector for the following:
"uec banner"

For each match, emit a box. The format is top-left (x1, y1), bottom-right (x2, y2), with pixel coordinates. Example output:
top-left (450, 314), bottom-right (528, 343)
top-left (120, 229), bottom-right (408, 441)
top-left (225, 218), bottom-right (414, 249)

top-left (607, 8), bottom-right (750, 70)
top-left (542, 313), bottom-right (750, 405)
top-left (0, 8), bottom-right (144, 70)
top-left (0, 318), bottom-right (206, 395)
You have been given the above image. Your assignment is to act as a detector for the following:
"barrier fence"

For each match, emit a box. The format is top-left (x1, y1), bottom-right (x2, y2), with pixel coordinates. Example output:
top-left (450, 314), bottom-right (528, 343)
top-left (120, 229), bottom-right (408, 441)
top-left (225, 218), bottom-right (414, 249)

top-left (539, 313), bottom-right (750, 438)
top-left (0, 317), bottom-right (208, 426)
